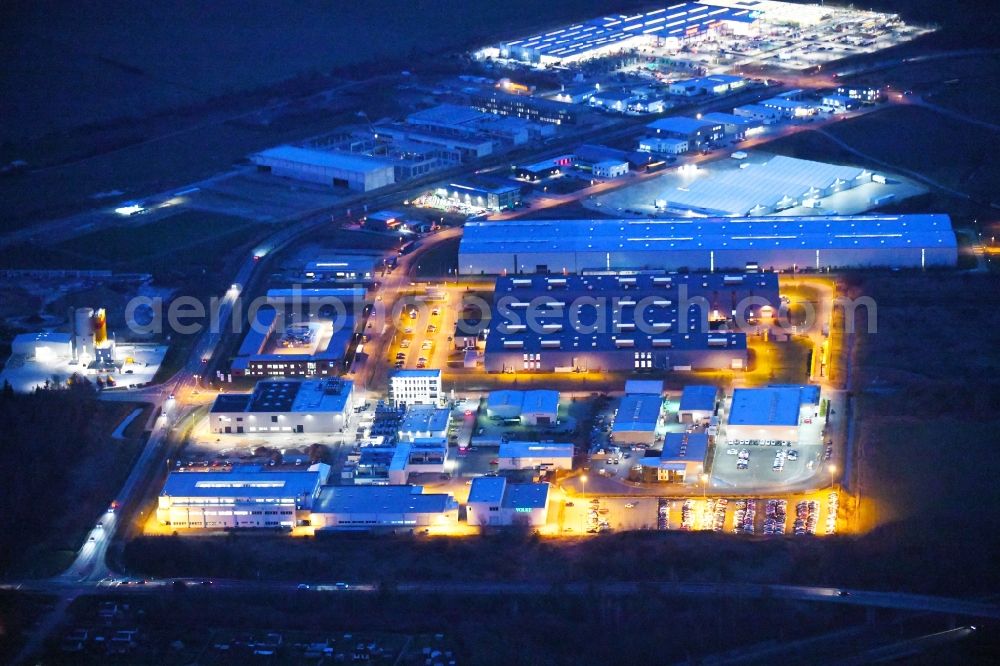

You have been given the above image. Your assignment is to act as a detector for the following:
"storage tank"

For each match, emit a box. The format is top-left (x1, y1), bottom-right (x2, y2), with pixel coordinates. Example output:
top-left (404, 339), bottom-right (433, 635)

top-left (74, 307), bottom-right (95, 360)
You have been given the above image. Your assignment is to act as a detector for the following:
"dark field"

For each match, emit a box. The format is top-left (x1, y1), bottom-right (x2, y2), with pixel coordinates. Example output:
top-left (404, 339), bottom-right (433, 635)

top-left (0, 389), bottom-right (148, 578)
top-left (763, 106), bottom-right (1000, 208)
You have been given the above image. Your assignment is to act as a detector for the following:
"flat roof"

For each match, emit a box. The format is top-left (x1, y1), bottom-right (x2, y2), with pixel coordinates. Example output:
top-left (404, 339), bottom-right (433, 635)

top-left (625, 379), bottom-right (663, 395)
top-left (212, 379), bottom-right (353, 414)
top-left (391, 369), bottom-right (441, 379)
top-left (666, 155), bottom-right (873, 215)
top-left (499, 441), bottom-right (573, 459)
top-left (488, 390), bottom-right (524, 412)
top-left (468, 476), bottom-right (506, 503)
top-left (500, 3), bottom-right (758, 60)
top-left (701, 111), bottom-right (757, 126)
top-left (407, 103), bottom-right (490, 127)
top-left (211, 393), bottom-right (253, 413)
top-left (728, 386), bottom-right (812, 427)
top-left (399, 406), bottom-right (451, 433)
top-left (613, 394), bottom-right (662, 433)
top-left (461, 215), bottom-right (957, 255)
top-left (313, 485), bottom-right (455, 514)
top-left (679, 385), bottom-right (719, 412)
top-left (14, 331), bottom-right (72, 344)
top-left (254, 146), bottom-right (393, 173)
top-left (521, 389), bottom-right (560, 414)
top-left (647, 116), bottom-right (718, 134)
top-left (160, 464), bottom-right (328, 499)
top-left (501, 482), bottom-right (550, 510)
top-left (485, 272), bottom-right (773, 355)
top-left (661, 432), bottom-right (708, 461)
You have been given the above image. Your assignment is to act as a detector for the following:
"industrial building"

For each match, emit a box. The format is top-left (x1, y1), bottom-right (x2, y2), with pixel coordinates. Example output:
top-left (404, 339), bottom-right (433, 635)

top-left (398, 405), bottom-right (452, 442)
top-left (486, 389), bottom-right (560, 425)
top-left (466, 477), bottom-right (550, 527)
top-left (663, 155), bottom-right (875, 216)
top-left (646, 116), bottom-right (724, 148)
top-left (458, 215), bottom-right (958, 274)
top-left (350, 440), bottom-right (448, 485)
top-left (231, 301), bottom-right (360, 378)
top-left (209, 378), bottom-right (354, 435)
top-left (593, 159), bottom-right (629, 179)
top-left (484, 2), bottom-right (759, 65)
top-left (669, 74), bottom-right (745, 96)
top-left (725, 384), bottom-right (820, 445)
top-left (302, 256), bottom-right (378, 284)
top-left (388, 369), bottom-right (441, 407)
top-left (311, 485), bottom-right (459, 530)
top-left (639, 432), bottom-right (708, 482)
top-left (374, 123), bottom-right (495, 162)
top-left (701, 111), bottom-right (762, 139)
top-left (637, 136), bottom-right (689, 155)
top-left (551, 84), bottom-right (597, 105)
top-left (252, 145), bottom-right (395, 192)
top-left (468, 90), bottom-right (576, 125)
top-left (156, 463), bottom-right (331, 529)
top-left (624, 379), bottom-right (664, 395)
top-left (482, 272), bottom-right (778, 373)
top-left (11, 331), bottom-right (73, 361)
top-left (612, 393), bottom-right (664, 445)
top-left (513, 155), bottom-right (575, 180)
top-left (733, 104), bottom-right (783, 124)
top-left (497, 441), bottom-right (574, 471)
top-left (433, 181), bottom-right (521, 212)
top-left (678, 385), bottom-right (720, 423)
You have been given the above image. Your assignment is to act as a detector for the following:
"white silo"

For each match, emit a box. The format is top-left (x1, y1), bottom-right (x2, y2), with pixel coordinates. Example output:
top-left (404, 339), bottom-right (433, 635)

top-left (74, 307), bottom-right (95, 362)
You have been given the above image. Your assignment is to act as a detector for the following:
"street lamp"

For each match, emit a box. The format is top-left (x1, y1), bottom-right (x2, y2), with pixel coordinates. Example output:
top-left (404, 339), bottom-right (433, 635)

top-left (580, 474), bottom-right (588, 500)
top-left (700, 473), bottom-right (709, 499)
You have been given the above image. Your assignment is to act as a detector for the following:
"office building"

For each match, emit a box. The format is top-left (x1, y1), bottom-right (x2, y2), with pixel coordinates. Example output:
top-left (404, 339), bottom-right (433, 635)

top-left (156, 463), bottom-right (331, 529)
top-left (388, 369), bottom-right (441, 407)
top-left (209, 378), bottom-right (354, 435)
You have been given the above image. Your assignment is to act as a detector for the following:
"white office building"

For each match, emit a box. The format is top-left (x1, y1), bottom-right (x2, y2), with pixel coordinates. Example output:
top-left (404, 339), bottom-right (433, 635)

top-left (156, 463), bottom-right (331, 529)
top-left (388, 369), bottom-right (441, 407)
top-left (209, 378), bottom-right (353, 435)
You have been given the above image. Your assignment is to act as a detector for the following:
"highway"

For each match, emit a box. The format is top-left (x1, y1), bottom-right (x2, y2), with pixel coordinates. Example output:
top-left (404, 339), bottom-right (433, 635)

top-left (6, 577), bottom-right (1000, 620)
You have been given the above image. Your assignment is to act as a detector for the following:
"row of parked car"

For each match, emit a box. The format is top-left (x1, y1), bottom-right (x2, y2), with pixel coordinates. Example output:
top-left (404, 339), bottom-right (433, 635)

top-left (794, 500), bottom-right (820, 535)
top-left (733, 499), bottom-right (757, 535)
top-left (825, 492), bottom-right (838, 535)
top-left (764, 499), bottom-right (788, 535)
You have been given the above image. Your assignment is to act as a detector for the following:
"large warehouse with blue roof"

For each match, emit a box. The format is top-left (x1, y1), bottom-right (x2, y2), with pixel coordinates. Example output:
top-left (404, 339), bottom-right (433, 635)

top-left (458, 215), bottom-right (957, 274)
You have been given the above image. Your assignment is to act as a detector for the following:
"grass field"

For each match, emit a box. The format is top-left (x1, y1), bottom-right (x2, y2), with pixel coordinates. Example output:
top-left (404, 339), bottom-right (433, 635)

top-left (845, 272), bottom-right (1000, 532)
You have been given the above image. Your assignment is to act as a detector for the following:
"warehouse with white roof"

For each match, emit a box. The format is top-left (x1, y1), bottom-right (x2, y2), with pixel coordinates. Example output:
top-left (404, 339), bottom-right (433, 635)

top-left (252, 145), bottom-right (395, 192)
top-left (458, 214), bottom-right (957, 273)
top-left (664, 156), bottom-right (873, 216)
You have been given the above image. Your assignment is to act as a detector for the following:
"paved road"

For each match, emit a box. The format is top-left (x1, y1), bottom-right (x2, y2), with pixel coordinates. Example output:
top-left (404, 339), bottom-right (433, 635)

top-left (6, 577), bottom-right (1000, 620)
